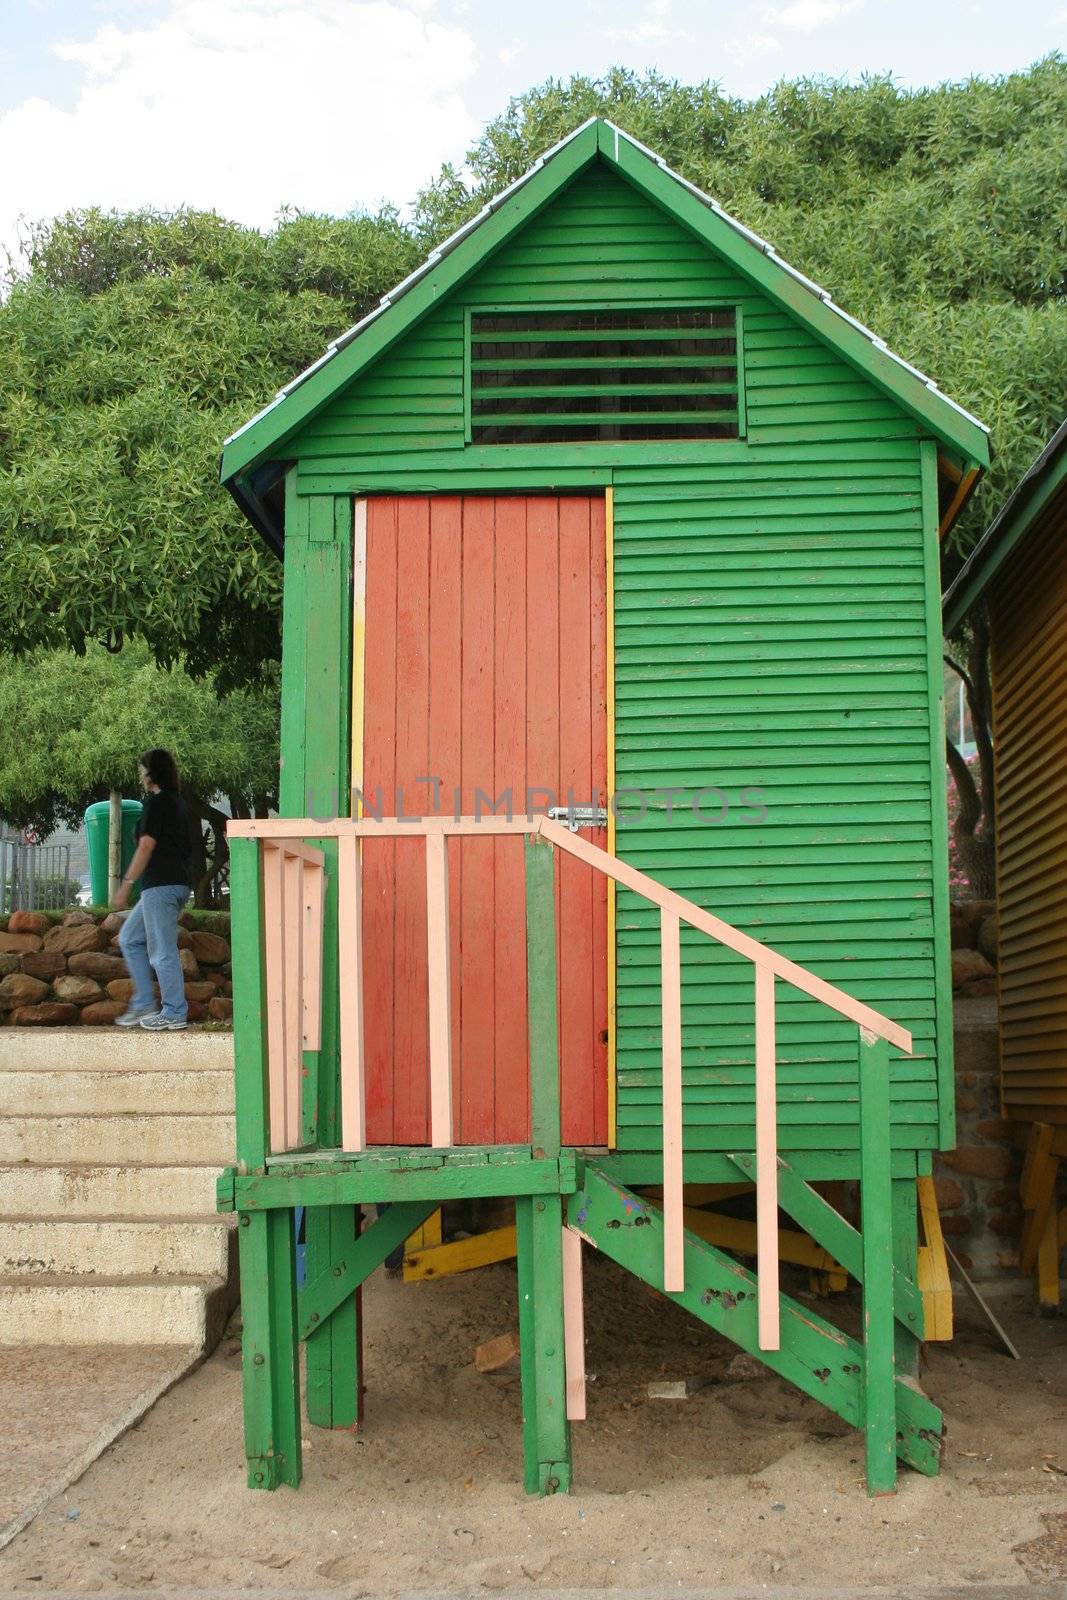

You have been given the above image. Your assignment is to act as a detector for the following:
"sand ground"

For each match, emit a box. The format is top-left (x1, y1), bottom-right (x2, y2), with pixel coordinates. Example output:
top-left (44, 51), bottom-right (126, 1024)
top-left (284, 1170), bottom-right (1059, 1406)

top-left (1, 1256), bottom-right (1065, 1594)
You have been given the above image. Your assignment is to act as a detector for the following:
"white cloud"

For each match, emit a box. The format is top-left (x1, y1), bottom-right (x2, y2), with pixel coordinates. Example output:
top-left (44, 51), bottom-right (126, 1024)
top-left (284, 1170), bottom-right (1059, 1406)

top-left (608, 0), bottom-right (677, 46)
top-left (0, 0), bottom-right (479, 262)
top-left (770, 0), bottom-right (863, 31)
top-left (726, 31), bottom-right (781, 65)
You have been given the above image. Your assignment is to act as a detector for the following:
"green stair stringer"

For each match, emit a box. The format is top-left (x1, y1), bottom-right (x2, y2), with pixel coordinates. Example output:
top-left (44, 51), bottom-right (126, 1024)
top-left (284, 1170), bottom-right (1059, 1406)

top-left (569, 1161), bottom-right (943, 1479)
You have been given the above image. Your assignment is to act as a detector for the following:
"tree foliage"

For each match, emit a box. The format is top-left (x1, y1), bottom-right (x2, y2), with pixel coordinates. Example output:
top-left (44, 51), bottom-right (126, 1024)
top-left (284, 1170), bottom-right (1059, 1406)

top-left (0, 209), bottom-right (419, 683)
top-left (0, 643), bottom-right (279, 901)
top-left (0, 58), bottom-right (1063, 693)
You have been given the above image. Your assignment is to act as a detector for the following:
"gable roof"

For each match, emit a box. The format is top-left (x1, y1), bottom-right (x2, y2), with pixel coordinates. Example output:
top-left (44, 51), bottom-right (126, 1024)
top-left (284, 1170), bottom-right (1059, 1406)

top-left (222, 118), bottom-right (990, 545)
top-left (942, 419), bottom-right (1067, 635)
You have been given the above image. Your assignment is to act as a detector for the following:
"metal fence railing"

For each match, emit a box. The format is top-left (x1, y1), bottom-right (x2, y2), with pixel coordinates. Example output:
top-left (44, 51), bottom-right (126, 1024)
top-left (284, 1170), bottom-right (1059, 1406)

top-left (0, 834), bottom-right (73, 914)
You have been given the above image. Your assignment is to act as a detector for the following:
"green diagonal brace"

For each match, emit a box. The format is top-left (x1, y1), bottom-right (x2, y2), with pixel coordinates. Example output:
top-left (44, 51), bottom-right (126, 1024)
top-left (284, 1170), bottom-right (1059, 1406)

top-left (299, 1201), bottom-right (438, 1341)
top-left (570, 1162), bottom-right (943, 1477)
top-left (727, 1154), bottom-right (925, 1339)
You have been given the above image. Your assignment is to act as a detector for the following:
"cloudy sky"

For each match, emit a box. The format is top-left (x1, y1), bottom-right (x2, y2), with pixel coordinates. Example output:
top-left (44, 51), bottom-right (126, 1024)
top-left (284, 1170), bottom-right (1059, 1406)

top-left (0, 0), bottom-right (1062, 261)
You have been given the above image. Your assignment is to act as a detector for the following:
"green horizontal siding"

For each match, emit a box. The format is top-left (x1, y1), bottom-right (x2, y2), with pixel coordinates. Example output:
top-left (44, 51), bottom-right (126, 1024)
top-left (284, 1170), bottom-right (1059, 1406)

top-left (290, 159), bottom-right (945, 1158)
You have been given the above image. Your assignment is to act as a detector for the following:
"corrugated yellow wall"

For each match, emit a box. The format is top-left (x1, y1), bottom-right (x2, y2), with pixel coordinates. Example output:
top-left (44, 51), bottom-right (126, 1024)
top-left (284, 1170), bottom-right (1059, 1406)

top-left (990, 497), bottom-right (1067, 1125)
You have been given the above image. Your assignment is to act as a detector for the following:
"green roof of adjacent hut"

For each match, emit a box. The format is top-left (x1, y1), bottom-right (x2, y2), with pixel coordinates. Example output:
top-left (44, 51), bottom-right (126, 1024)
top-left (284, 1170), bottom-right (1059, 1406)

top-left (943, 419), bottom-right (1067, 634)
top-left (222, 118), bottom-right (990, 545)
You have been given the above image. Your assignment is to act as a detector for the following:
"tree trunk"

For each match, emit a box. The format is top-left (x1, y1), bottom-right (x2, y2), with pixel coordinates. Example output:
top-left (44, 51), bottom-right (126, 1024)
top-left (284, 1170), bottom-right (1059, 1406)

top-left (944, 610), bottom-right (997, 899)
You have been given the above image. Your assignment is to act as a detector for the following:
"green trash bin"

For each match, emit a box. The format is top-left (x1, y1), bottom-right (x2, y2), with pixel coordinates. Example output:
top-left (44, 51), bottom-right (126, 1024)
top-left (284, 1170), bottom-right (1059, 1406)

top-left (84, 799), bottom-right (143, 907)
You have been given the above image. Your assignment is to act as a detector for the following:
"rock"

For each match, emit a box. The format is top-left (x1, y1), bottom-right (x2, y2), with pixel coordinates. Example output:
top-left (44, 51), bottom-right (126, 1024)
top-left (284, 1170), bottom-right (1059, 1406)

top-left (179, 948), bottom-right (200, 979)
top-left (221, 961), bottom-right (232, 978)
top-left (67, 951), bottom-right (128, 981)
top-left (184, 981), bottom-right (217, 1002)
top-left (932, 1175), bottom-right (966, 1210)
top-left (0, 972), bottom-right (49, 1006)
top-left (976, 911), bottom-right (998, 966)
top-left (80, 1000), bottom-right (126, 1025)
top-left (42, 923), bottom-right (107, 956)
top-left (21, 950), bottom-right (68, 982)
top-left (0, 931), bottom-right (43, 955)
top-left (176, 927), bottom-right (194, 950)
top-left (100, 911), bottom-right (129, 935)
top-left (0, 953), bottom-right (20, 978)
top-left (647, 1380), bottom-right (689, 1400)
top-left (178, 910), bottom-right (194, 929)
top-left (11, 1002), bottom-right (80, 1025)
top-left (106, 978), bottom-right (136, 1003)
top-left (61, 909), bottom-right (95, 927)
top-left (950, 901), bottom-right (975, 949)
top-left (960, 976), bottom-right (998, 997)
top-left (208, 996), bottom-right (233, 1022)
top-left (474, 1332), bottom-right (520, 1372)
top-left (185, 1000), bottom-right (207, 1022)
top-left (189, 930), bottom-right (230, 966)
top-left (951, 948), bottom-right (995, 990)
top-left (8, 910), bottom-right (50, 936)
top-left (725, 1352), bottom-right (771, 1381)
top-left (53, 975), bottom-right (104, 1005)
top-left (939, 1145), bottom-right (1014, 1180)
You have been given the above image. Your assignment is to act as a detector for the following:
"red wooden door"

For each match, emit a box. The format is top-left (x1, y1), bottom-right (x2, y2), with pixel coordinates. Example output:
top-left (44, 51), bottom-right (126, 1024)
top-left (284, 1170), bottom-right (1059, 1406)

top-left (360, 495), bottom-right (608, 1147)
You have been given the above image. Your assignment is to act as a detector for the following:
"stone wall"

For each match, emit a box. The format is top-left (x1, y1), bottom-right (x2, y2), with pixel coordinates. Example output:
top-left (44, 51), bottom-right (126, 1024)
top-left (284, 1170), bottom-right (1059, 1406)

top-left (0, 908), bottom-right (233, 1026)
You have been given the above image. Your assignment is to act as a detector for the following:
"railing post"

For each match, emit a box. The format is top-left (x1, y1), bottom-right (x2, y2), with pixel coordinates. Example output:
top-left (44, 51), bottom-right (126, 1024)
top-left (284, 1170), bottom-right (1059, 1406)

top-left (337, 832), bottom-right (366, 1153)
top-left (660, 908), bottom-right (684, 1293)
top-left (261, 843), bottom-right (288, 1153)
top-left (519, 833), bottom-right (571, 1494)
top-left (859, 1027), bottom-right (896, 1496)
top-left (755, 964), bottom-right (780, 1350)
top-left (426, 831), bottom-right (454, 1148)
top-left (525, 834), bottom-right (560, 1157)
top-left (283, 849), bottom-right (304, 1146)
top-left (230, 836), bottom-right (302, 1489)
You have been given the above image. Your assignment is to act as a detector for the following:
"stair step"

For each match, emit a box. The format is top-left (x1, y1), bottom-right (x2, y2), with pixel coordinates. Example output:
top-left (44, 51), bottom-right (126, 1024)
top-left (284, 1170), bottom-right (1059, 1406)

top-left (0, 1163), bottom-right (221, 1218)
top-left (0, 1216), bottom-right (234, 1279)
top-left (570, 1162), bottom-right (943, 1479)
top-left (0, 1274), bottom-right (235, 1346)
top-left (0, 1028), bottom-right (233, 1074)
top-left (0, 1113), bottom-right (234, 1166)
top-left (0, 1069), bottom-right (234, 1116)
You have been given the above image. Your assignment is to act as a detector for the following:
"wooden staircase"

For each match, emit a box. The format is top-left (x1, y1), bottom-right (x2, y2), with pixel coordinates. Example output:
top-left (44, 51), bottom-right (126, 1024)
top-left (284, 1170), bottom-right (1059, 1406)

top-left (568, 1161), bottom-right (943, 1483)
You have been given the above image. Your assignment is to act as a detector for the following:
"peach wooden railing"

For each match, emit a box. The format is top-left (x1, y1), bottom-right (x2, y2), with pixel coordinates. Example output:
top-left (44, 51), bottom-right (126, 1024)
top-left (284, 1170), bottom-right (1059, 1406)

top-left (259, 838), bottom-right (326, 1154)
top-left (228, 814), bottom-right (912, 1353)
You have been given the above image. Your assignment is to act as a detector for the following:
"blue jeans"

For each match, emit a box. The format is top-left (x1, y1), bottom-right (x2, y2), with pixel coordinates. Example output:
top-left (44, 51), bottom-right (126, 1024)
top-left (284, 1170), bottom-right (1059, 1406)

top-left (118, 884), bottom-right (190, 1021)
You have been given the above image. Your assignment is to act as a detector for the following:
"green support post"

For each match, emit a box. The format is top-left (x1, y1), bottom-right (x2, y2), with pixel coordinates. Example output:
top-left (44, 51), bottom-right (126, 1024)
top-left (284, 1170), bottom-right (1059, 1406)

top-left (859, 1030), bottom-right (897, 1496)
top-left (230, 837), bottom-right (302, 1488)
top-left (280, 483), bottom-right (360, 1431)
top-left (891, 1176), bottom-right (921, 1378)
top-left (518, 836), bottom-right (571, 1495)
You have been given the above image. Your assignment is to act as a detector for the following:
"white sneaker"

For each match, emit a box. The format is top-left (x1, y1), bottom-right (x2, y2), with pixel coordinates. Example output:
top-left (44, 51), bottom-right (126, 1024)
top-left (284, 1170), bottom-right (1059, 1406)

top-left (139, 1012), bottom-right (188, 1031)
top-left (114, 1008), bottom-right (155, 1028)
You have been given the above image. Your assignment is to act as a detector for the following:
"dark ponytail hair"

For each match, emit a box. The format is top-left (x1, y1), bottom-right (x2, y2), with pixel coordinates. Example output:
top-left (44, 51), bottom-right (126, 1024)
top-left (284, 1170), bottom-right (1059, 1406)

top-left (140, 748), bottom-right (180, 791)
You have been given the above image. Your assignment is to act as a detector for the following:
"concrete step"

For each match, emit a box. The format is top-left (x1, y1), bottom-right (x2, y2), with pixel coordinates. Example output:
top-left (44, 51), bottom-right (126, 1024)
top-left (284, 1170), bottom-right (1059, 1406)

top-left (0, 1068), bottom-right (234, 1116)
top-left (0, 1113), bottom-right (234, 1166)
top-left (0, 1216), bottom-right (235, 1279)
top-left (0, 1163), bottom-right (221, 1218)
top-left (0, 1273), bottom-right (235, 1346)
top-left (0, 1028), bottom-right (233, 1074)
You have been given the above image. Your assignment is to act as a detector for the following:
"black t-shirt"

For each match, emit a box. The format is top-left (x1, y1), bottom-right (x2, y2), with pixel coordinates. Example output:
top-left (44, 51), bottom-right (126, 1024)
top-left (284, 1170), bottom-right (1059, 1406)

top-left (136, 789), bottom-right (193, 890)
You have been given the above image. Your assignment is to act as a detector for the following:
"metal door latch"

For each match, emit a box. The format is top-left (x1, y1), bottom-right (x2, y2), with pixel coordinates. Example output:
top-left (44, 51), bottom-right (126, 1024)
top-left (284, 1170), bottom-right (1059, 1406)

top-left (547, 804), bottom-right (608, 833)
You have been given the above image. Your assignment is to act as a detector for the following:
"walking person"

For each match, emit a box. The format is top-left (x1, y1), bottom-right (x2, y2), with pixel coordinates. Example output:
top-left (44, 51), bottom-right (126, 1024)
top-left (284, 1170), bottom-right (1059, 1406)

top-left (113, 748), bottom-right (194, 1031)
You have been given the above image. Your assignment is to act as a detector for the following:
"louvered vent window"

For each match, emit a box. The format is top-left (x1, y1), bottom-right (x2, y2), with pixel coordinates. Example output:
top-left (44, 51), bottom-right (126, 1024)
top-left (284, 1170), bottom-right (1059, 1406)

top-left (468, 307), bottom-right (741, 444)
